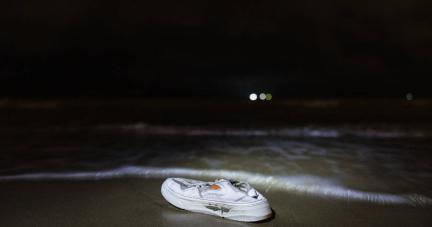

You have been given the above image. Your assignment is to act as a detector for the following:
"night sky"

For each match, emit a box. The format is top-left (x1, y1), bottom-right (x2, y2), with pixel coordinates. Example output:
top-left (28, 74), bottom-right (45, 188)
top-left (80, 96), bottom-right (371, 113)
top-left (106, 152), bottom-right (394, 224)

top-left (1, 0), bottom-right (431, 98)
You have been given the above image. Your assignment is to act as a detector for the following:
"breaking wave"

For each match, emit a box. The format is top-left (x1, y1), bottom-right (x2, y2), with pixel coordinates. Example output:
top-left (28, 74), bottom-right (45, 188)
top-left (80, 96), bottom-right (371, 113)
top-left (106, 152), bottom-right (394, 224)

top-left (1, 166), bottom-right (431, 206)
top-left (96, 123), bottom-right (432, 138)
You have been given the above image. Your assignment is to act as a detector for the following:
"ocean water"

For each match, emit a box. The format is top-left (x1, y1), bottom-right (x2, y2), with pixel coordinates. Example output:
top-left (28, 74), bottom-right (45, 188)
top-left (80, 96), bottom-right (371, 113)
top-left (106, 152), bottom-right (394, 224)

top-left (1, 99), bottom-right (432, 206)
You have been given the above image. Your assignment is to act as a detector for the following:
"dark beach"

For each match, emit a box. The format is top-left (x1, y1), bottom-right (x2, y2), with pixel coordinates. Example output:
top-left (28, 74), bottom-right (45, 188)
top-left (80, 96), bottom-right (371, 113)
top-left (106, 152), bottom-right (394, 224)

top-left (1, 99), bottom-right (432, 226)
top-left (2, 0), bottom-right (432, 225)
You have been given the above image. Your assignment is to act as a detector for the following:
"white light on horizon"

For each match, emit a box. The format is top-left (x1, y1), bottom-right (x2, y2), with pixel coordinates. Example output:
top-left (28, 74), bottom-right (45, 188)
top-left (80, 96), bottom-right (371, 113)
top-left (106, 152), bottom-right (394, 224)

top-left (259, 93), bottom-right (266, 100)
top-left (249, 93), bottom-right (257, 101)
top-left (407, 93), bottom-right (412, 100)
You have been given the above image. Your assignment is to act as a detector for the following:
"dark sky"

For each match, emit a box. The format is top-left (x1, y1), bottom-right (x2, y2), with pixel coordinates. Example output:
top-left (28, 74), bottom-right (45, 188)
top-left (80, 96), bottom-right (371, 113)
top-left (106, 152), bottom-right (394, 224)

top-left (1, 0), bottom-right (431, 98)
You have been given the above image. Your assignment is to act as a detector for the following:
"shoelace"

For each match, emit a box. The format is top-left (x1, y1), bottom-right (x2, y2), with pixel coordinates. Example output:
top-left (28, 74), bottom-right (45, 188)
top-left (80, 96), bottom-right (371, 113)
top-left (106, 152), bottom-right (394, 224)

top-left (188, 179), bottom-right (245, 189)
top-left (225, 179), bottom-right (251, 192)
top-left (189, 182), bottom-right (210, 188)
top-left (188, 179), bottom-right (259, 199)
top-left (225, 178), bottom-right (259, 198)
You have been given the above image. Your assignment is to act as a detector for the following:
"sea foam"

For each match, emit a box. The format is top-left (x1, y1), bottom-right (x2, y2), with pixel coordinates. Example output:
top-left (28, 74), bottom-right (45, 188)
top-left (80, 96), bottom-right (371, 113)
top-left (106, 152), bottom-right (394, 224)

top-left (1, 166), bottom-right (430, 206)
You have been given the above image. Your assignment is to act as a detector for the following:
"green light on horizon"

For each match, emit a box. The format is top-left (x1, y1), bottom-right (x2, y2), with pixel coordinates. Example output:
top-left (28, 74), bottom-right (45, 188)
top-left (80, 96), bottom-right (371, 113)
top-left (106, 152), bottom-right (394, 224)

top-left (266, 94), bottom-right (272, 100)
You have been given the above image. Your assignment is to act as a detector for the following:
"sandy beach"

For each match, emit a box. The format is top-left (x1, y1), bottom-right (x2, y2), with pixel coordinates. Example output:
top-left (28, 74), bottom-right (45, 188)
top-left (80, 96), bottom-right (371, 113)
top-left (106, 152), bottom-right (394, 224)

top-left (2, 0), bottom-right (432, 222)
top-left (1, 178), bottom-right (431, 227)
top-left (1, 99), bottom-right (432, 226)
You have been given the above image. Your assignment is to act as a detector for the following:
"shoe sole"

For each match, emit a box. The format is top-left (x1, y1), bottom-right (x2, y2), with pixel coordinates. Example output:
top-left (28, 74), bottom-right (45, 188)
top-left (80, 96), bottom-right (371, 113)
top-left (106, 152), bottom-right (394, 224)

top-left (161, 181), bottom-right (272, 222)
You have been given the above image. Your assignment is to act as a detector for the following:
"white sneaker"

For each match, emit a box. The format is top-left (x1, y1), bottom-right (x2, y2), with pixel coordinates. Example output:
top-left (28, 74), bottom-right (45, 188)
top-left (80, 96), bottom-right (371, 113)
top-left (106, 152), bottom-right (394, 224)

top-left (161, 177), bottom-right (272, 222)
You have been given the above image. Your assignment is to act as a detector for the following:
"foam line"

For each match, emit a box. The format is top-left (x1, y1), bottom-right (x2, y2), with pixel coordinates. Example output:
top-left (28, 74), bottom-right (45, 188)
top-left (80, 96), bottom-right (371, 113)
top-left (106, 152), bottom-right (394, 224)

top-left (1, 166), bottom-right (431, 206)
top-left (96, 123), bottom-right (432, 138)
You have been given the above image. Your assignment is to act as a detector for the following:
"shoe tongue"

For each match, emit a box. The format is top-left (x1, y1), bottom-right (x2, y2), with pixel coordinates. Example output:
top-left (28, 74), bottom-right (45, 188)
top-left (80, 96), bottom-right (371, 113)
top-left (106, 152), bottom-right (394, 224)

top-left (223, 178), bottom-right (251, 193)
top-left (221, 178), bottom-right (259, 198)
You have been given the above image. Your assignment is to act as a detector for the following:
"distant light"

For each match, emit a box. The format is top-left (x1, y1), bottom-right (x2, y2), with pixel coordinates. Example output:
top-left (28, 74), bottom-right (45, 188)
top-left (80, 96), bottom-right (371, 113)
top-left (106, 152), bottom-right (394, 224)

top-left (249, 93), bottom-right (257, 101)
top-left (259, 93), bottom-right (266, 100)
top-left (407, 93), bottom-right (413, 100)
top-left (266, 94), bottom-right (272, 100)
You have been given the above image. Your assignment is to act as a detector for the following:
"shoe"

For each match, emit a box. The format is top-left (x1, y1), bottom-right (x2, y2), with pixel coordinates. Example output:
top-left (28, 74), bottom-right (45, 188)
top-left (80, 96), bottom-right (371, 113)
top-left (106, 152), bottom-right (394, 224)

top-left (161, 177), bottom-right (272, 222)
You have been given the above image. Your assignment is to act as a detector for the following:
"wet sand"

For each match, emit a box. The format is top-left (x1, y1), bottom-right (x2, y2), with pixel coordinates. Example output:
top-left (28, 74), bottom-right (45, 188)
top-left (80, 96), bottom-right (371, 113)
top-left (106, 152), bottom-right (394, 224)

top-left (1, 179), bottom-right (431, 227)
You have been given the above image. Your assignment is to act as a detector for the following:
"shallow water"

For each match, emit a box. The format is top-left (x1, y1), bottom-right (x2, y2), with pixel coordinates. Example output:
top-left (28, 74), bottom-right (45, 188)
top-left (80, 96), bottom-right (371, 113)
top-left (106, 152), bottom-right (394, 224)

top-left (1, 121), bottom-right (432, 206)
